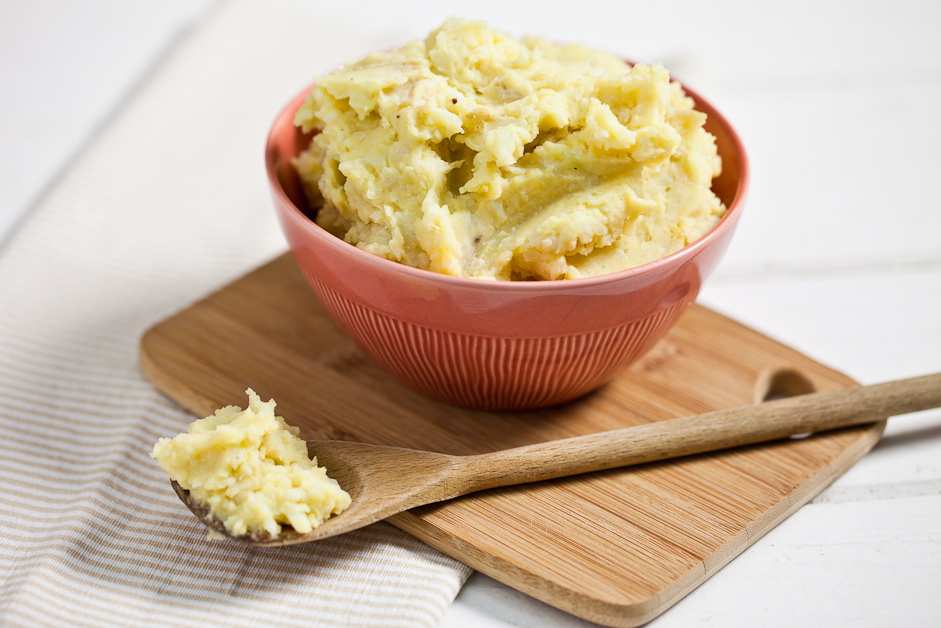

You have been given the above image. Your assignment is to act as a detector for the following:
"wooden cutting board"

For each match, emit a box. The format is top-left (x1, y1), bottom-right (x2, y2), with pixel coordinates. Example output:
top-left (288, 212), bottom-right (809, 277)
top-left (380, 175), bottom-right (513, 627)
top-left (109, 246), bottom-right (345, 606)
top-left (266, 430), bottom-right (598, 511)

top-left (140, 253), bottom-right (884, 627)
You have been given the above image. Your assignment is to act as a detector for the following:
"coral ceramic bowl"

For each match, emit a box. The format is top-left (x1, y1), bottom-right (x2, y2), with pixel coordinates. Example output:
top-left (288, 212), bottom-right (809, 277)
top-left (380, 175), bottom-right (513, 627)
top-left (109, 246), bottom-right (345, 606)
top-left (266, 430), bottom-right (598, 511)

top-left (266, 84), bottom-right (748, 411)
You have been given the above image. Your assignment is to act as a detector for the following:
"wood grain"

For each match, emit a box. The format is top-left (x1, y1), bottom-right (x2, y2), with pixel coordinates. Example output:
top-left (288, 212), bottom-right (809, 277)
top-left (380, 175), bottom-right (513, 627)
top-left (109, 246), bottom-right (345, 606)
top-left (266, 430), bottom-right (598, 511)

top-left (140, 253), bottom-right (886, 627)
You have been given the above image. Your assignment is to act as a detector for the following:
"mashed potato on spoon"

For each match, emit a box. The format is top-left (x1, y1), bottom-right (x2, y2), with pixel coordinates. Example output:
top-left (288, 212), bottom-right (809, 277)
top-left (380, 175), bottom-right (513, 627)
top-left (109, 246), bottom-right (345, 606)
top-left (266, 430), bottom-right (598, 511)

top-left (151, 390), bottom-right (350, 539)
top-left (294, 18), bottom-right (725, 280)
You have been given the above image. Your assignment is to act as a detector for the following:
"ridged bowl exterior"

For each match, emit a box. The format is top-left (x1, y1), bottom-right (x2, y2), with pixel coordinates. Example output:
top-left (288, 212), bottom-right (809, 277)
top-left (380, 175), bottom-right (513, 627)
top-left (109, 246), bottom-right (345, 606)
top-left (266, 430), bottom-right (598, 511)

top-left (266, 83), bottom-right (748, 411)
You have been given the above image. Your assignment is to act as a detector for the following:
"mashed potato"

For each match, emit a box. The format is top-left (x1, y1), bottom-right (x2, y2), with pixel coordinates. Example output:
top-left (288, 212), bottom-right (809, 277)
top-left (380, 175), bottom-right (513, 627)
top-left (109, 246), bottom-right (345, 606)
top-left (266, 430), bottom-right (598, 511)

top-left (294, 18), bottom-right (725, 280)
top-left (150, 390), bottom-right (350, 538)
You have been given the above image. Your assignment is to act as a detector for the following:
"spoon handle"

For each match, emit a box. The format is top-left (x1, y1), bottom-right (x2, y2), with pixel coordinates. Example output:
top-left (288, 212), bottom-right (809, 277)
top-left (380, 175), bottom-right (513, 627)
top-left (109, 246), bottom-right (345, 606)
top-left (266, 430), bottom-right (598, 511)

top-left (461, 372), bottom-right (941, 492)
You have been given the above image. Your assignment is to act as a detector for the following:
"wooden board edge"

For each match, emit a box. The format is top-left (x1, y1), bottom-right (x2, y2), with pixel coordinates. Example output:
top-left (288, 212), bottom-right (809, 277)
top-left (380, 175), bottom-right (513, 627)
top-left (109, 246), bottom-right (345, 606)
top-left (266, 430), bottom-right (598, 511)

top-left (386, 510), bottom-right (687, 628)
top-left (137, 254), bottom-right (296, 419)
top-left (387, 419), bottom-right (886, 627)
top-left (139, 328), bottom-right (208, 418)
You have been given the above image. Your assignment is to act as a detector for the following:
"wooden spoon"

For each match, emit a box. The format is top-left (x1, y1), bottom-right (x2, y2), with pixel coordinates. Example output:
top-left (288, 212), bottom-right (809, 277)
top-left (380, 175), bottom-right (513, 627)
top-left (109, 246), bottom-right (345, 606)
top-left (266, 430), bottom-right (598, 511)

top-left (174, 372), bottom-right (941, 546)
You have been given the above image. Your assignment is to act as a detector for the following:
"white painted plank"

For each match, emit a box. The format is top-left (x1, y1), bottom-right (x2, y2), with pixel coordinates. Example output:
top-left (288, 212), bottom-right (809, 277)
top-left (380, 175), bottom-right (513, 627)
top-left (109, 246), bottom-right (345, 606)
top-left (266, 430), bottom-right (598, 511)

top-left (0, 1), bottom-right (211, 242)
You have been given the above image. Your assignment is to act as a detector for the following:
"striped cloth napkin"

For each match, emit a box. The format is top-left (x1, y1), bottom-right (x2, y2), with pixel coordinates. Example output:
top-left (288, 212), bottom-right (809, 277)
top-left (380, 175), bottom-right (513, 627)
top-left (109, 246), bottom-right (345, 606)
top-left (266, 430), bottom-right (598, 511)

top-left (0, 1), bottom-right (471, 626)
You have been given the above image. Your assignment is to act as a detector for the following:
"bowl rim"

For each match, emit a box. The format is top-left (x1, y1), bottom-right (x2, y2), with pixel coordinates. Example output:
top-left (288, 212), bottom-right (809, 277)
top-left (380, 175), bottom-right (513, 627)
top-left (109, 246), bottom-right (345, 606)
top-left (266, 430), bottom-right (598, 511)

top-left (266, 78), bottom-right (749, 293)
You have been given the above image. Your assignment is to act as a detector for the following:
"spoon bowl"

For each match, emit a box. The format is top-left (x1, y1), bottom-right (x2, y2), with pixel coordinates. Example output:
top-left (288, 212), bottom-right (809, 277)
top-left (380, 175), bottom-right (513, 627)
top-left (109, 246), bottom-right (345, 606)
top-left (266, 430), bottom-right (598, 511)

top-left (175, 442), bottom-right (459, 546)
top-left (174, 372), bottom-right (941, 546)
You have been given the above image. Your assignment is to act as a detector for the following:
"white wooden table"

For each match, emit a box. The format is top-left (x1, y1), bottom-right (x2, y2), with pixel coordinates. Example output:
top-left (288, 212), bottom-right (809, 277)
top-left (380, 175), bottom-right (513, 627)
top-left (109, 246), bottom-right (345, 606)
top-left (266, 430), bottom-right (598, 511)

top-left (2, 1), bottom-right (938, 626)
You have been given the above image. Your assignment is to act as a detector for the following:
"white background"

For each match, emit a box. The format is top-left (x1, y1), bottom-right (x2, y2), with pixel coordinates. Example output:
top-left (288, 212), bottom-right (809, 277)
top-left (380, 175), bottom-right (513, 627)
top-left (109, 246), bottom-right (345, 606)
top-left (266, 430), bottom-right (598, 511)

top-left (2, 1), bottom-right (939, 626)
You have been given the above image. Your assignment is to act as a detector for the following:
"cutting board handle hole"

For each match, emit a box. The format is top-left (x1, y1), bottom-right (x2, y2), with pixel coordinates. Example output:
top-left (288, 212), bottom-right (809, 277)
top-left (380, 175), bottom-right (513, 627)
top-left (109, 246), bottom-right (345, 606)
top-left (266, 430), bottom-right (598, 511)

top-left (759, 368), bottom-right (816, 402)
top-left (759, 368), bottom-right (818, 439)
